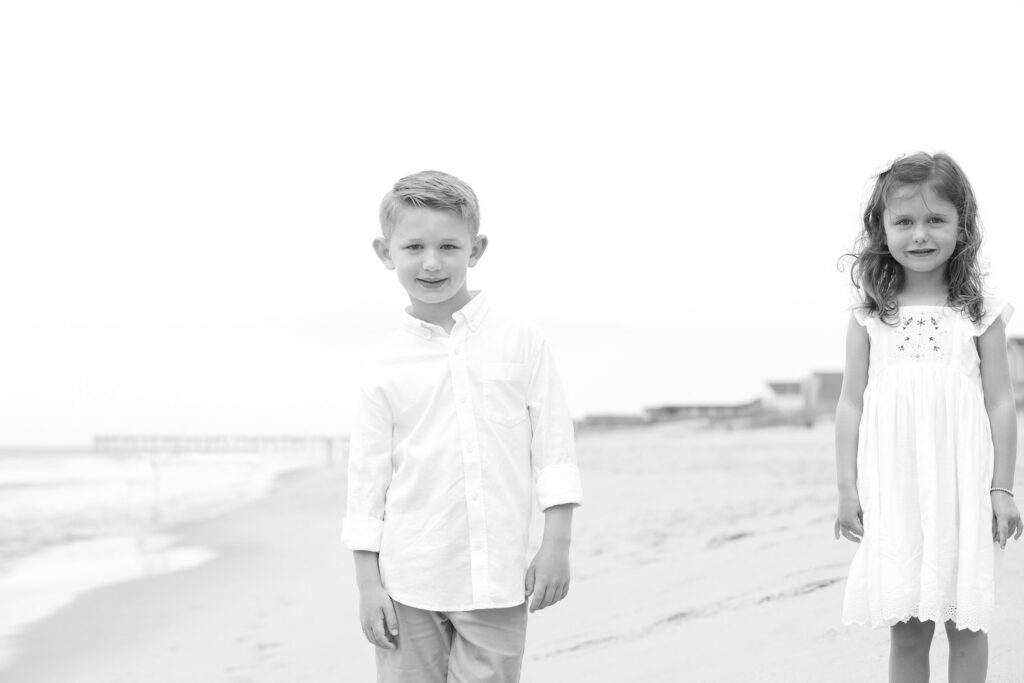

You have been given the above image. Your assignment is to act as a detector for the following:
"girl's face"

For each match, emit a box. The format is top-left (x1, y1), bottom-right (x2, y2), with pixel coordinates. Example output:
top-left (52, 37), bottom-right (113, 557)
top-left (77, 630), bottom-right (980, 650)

top-left (882, 184), bottom-right (960, 281)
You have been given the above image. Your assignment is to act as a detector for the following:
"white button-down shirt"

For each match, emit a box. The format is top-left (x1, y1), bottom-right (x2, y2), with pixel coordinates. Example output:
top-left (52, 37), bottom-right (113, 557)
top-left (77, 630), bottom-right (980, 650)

top-left (341, 292), bottom-right (583, 611)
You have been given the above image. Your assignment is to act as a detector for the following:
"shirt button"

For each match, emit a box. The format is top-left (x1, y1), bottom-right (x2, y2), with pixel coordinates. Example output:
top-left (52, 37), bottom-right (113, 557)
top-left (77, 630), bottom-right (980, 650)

top-left (454, 347), bottom-right (462, 356)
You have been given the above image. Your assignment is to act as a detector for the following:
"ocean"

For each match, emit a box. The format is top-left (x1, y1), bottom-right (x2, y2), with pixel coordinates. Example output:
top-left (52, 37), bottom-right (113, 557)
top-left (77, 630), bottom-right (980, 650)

top-left (0, 441), bottom-right (334, 669)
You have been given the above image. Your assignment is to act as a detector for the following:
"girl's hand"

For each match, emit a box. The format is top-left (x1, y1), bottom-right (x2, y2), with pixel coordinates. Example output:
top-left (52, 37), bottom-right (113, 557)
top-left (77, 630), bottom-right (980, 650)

top-left (991, 491), bottom-right (1023, 549)
top-left (834, 492), bottom-right (864, 543)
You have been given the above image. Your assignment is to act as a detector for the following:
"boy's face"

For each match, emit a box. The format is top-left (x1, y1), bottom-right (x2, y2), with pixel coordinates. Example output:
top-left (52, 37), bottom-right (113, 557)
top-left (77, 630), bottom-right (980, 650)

top-left (373, 207), bottom-right (487, 318)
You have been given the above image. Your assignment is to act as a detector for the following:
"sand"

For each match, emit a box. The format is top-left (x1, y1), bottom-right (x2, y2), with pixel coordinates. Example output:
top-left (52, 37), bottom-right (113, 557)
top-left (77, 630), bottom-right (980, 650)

top-left (4, 422), bottom-right (1024, 682)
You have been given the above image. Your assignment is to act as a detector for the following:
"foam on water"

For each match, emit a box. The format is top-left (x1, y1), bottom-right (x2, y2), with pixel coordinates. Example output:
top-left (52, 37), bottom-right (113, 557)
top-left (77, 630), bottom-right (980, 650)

top-left (0, 447), bottom-right (329, 671)
top-left (0, 533), bottom-right (214, 669)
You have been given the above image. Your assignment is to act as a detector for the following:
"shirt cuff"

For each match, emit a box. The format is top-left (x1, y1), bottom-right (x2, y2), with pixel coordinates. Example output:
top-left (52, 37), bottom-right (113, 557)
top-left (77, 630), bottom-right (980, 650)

top-left (535, 463), bottom-right (583, 510)
top-left (341, 515), bottom-right (384, 551)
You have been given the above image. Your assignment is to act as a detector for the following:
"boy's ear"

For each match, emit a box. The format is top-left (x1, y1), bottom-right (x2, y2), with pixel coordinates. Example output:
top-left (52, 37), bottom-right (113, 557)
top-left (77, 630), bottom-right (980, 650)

top-left (469, 234), bottom-right (489, 267)
top-left (372, 236), bottom-right (395, 270)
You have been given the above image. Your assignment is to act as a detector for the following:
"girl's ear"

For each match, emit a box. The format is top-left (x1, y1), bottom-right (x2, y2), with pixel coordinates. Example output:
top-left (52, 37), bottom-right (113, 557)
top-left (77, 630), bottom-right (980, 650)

top-left (372, 236), bottom-right (395, 270)
top-left (469, 234), bottom-right (489, 267)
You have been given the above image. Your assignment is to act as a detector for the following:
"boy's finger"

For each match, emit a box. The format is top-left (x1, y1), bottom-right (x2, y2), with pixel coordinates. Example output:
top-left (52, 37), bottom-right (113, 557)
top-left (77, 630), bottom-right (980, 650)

top-left (841, 528), bottom-right (861, 543)
top-left (529, 583), bottom-right (547, 612)
top-left (371, 614), bottom-right (395, 649)
top-left (524, 565), bottom-right (536, 597)
top-left (539, 585), bottom-right (554, 611)
top-left (532, 587), bottom-right (546, 612)
top-left (383, 599), bottom-right (399, 637)
top-left (833, 519), bottom-right (840, 540)
top-left (547, 584), bottom-right (562, 607)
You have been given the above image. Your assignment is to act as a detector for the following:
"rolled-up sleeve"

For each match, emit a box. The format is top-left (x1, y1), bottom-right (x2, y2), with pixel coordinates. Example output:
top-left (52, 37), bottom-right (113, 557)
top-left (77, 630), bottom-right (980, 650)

top-left (527, 336), bottom-right (583, 510)
top-left (340, 383), bottom-right (393, 551)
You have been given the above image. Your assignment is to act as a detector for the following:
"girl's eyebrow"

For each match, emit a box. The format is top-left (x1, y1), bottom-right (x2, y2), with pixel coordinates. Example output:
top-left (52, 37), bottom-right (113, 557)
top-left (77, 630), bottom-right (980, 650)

top-left (888, 210), bottom-right (953, 219)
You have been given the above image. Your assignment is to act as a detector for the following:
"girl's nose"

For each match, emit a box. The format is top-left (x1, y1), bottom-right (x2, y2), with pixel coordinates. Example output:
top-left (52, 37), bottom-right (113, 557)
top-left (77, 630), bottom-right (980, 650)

top-left (911, 222), bottom-right (928, 242)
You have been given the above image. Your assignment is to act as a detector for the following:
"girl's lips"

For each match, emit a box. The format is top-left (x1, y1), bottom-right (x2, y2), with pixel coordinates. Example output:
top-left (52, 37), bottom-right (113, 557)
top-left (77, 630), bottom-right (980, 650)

top-left (907, 249), bottom-right (936, 255)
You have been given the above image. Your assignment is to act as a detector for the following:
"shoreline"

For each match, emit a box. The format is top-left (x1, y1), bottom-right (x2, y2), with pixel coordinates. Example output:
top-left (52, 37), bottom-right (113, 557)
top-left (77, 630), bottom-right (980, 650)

top-left (0, 532), bottom-right (214, 670)
top-left (4, 424), bottom-right (1024, 682)
top-left (2, 463), bottom-right (368, 683)
top-left (0, 448), bottom-right (332, 671)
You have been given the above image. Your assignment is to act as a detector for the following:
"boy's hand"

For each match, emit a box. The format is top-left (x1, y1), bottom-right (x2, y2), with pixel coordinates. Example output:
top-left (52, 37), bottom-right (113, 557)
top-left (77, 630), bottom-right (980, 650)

top-left (834, 491), bottom-right (864, 543)
top-left (525, 540), bottom-right (570, 613)
top-left (358, 582), bottom-right (399, 649)
top-left (991, 491), bottom-right (1023, 549)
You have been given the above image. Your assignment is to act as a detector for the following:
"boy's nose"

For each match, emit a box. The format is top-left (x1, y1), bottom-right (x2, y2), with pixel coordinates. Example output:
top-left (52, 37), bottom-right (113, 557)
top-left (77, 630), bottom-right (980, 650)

top-left (423, 251), bottom-right (442, 270)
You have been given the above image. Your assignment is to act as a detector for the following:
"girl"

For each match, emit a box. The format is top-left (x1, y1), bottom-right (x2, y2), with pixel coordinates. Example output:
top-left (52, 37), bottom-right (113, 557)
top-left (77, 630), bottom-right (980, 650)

top-left (834, 152), bottom-right (1023, 683)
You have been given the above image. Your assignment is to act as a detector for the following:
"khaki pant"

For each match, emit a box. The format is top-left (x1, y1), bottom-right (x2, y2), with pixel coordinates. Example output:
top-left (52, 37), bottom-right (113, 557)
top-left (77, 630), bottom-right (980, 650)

top-left (376, 601), bottom-right (529, 683)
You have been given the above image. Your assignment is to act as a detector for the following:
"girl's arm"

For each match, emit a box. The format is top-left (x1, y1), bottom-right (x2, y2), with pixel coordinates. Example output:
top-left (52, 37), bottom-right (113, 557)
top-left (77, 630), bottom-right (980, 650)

top-left (977, 317), bottom-right (1022, 547)
top-left (835, 314), bottom-right (869, 542)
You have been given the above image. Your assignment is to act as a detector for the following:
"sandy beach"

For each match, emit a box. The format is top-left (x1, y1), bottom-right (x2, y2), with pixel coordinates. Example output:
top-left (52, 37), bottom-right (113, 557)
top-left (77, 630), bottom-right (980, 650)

top-left (4, 422), bottom-right (1024, 682)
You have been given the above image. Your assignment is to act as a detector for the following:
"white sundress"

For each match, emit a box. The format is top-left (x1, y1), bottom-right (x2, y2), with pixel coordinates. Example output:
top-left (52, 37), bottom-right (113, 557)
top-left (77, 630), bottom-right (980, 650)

top-left (842, 297), bottom-right (1013, 632)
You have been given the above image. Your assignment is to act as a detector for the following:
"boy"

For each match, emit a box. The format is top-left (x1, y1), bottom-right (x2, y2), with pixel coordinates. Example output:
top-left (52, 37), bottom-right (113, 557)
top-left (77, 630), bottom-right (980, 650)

top-left (341, 170), bottom-right (583, 682)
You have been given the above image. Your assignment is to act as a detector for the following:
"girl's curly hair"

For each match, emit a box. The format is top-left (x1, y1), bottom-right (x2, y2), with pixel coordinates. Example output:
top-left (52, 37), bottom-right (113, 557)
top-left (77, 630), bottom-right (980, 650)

top-left (847, 152), bottom-right (985, 325)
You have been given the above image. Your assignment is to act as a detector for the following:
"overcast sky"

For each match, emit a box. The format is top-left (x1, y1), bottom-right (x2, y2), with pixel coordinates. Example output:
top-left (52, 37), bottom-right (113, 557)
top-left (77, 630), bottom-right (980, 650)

top-left (2, 1), bottom-right (1023, 444)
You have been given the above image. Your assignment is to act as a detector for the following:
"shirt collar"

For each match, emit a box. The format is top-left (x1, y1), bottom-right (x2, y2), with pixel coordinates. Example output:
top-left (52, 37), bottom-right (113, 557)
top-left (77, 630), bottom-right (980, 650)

top-left (401, 291), bottom-right (490, 339)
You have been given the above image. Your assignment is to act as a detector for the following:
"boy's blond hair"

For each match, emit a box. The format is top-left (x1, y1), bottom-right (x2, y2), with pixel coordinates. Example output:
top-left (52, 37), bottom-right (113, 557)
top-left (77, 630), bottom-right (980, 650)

top-left (379, 170), bottom-right (480, 238)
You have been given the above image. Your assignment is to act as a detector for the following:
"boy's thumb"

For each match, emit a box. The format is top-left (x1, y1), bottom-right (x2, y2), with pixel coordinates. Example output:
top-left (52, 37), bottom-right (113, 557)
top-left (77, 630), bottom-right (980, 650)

top-left (384, 598), bottom-right (399, 635)
top-left (524, 565), bottom-right (536, 596)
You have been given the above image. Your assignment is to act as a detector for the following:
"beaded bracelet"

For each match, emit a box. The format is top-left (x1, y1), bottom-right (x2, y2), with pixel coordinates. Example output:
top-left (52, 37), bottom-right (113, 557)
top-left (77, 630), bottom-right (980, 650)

top-left (990, 487), bottom-right (1015, 497)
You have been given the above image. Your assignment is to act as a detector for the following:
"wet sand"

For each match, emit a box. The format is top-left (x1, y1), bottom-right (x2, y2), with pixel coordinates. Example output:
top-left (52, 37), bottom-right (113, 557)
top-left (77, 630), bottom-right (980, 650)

top-left (4, 423), bottom-right (1023, 682)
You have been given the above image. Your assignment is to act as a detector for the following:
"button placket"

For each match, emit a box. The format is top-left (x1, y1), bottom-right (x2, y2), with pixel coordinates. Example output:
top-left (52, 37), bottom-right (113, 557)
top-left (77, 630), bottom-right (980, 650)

top-left (449, 326), bottom-right (490, 603)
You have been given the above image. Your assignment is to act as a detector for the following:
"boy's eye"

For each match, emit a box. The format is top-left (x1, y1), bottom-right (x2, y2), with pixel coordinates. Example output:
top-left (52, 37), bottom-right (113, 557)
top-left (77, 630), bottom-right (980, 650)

top-left (404, 244), bottom-right (423, 250)
top-left (441, 244), bottom-right (460, 250)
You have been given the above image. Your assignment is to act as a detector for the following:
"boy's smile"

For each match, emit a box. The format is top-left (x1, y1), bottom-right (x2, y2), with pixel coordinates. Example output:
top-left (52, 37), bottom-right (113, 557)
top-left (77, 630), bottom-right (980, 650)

top-left (373, 207), bottom-right (488, 325)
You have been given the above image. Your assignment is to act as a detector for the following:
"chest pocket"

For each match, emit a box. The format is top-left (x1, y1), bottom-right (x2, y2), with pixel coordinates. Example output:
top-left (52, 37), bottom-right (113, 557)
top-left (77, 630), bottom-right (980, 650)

top-left (481, 362), bottom-right (529, 427)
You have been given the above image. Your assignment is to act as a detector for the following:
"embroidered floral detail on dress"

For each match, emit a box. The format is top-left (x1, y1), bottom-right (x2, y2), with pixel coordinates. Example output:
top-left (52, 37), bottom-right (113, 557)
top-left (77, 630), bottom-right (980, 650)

top-left (894, 313), bottom-right (949, 361)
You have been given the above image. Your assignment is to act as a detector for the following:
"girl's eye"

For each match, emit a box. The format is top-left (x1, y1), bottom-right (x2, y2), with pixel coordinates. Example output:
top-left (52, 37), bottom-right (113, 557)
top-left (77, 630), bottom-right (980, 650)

top-left (894, 218), bottom-right (911, 227)
top-left (928, 216), bottom-right (946, 224)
